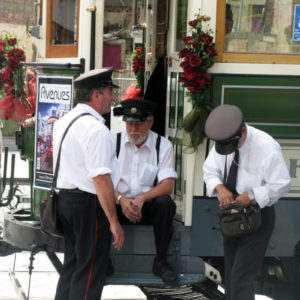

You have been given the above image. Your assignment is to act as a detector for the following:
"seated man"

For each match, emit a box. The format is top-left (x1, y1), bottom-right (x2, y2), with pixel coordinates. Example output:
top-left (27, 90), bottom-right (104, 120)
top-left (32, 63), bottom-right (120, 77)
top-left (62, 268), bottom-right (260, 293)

top-left (114, 98), bottom-right (179, 286)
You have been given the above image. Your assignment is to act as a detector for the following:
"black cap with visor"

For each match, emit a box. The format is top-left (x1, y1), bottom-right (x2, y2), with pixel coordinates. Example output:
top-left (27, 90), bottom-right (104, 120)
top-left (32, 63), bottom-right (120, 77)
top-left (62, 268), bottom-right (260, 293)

top-left (74, 67), bottom-right (119, 89)
top-left (114, 98), bottom-right (156, 122)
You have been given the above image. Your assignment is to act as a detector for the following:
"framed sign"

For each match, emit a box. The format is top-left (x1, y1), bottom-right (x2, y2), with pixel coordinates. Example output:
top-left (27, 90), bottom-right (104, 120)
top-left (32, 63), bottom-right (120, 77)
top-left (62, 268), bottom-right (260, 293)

top-left (34, 75), bottom-right (73, 190)
top-left (293, 5), bottom-right (300, 41)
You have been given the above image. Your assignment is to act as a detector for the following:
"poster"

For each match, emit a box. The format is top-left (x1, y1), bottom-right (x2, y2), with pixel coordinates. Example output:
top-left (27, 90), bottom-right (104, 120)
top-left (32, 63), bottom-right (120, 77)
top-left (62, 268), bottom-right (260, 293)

top-left (293, 5), bottom-right (300, 41)
top-left (34, 76), bottom-right (73, 190)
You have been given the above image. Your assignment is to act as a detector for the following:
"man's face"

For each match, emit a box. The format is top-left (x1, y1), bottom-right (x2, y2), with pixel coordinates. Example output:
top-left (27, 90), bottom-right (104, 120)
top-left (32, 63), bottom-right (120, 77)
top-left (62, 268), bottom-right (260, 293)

top-left (237, 126), bottom-right (247, 149)
top-left (126, 117), bottom-right (154, 146)
top-left (97, 87), bottom-right (116, 115)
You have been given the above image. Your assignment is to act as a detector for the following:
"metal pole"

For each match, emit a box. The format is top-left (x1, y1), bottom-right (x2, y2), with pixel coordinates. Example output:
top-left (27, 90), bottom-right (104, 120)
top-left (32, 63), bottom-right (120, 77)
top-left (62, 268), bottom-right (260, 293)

top-left (90, 10), bottom-right (96, 70)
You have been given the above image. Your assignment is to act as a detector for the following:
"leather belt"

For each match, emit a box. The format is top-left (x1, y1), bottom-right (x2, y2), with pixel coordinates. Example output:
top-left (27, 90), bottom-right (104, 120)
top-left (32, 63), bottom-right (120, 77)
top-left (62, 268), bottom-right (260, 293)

top-left (59, 188), bottom-right (94, 197)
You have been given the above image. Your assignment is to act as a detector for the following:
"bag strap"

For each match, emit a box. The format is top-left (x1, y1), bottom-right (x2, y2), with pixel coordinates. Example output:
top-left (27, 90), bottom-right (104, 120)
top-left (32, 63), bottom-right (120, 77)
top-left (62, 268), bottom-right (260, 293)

top-left (116, 132), bottom-right (121, 158)
top-left (52, 113), bottom-right (91, 188)
top-left (153, 134), bottom-right (161, 186)
top-left (223, 155), bottom-right (228, 185)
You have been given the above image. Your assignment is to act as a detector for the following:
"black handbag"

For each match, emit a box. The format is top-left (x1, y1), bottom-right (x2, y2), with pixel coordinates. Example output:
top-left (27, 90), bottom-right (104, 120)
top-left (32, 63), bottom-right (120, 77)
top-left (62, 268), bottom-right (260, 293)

top-left (218, 203), bottom-right (262, 238)
top-left (40, 188), bottom-right (62, 238)
top-left (40, 113), bottom-right (90, 238)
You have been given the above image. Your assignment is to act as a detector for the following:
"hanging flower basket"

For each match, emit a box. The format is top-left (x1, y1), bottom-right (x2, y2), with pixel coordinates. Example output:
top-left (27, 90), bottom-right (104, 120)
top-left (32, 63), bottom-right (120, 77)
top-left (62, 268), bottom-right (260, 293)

top-left (0, 34), bottom-right (36, 124)
top-left (131, 47), bottom-right (145, 94)
top-left (178, 12), bottom-right (218, 153)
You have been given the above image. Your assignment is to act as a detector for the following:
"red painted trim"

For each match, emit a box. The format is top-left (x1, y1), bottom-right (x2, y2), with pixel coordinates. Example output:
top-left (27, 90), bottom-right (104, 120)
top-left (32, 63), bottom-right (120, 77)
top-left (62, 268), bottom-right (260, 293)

top-left (84, 196), bottom-right (98, 300)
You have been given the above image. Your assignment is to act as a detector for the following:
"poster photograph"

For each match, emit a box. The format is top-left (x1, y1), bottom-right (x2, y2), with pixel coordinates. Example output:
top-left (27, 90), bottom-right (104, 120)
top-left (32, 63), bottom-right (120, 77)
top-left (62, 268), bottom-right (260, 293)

top-left (34, 76), bottom-right (73, 190)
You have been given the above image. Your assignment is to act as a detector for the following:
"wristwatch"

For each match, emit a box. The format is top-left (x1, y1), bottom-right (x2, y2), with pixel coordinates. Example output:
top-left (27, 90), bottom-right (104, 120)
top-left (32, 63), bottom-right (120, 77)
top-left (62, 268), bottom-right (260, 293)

top-left (248, 190), bottom-right (256, 203)
top-left (116, 194), bottom-right (122, 205)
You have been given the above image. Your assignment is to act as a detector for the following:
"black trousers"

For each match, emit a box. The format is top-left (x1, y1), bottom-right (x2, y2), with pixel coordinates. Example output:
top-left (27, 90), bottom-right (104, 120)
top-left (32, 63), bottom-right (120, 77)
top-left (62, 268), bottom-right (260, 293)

top-left (223, 206), bottom-right (275, 300)
top-left (117, 195), bottom-right (176, 259)
top-left (55, 190), bottom-right (111, 300)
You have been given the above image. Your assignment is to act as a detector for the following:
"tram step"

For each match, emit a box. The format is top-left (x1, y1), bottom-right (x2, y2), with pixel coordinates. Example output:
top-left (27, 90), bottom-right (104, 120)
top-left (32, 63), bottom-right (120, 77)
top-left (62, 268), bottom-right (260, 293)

top-left (105, 272), bottom-right (204, 287)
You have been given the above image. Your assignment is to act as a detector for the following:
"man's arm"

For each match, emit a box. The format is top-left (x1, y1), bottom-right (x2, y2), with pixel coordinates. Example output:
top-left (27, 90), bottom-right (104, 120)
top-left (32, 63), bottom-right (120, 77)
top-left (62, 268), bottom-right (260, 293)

top-left (236, 150), bottom-right (291, 208)
top-left (136, 178), bottom-right (174, 203)
top-left (133, 178), bottom-right (174, 220)
top-left (93, 174), bottom-right (124, 250)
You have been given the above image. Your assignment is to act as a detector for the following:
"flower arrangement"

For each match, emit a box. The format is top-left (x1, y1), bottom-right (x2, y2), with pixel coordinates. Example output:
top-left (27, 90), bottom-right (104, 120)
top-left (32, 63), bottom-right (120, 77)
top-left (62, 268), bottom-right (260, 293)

top-left (178, 12), bottom-right (218, 153)
top-left (132, 47), bottom-right (145, 92)
top-left (121, 47), bottom-right (145, 101)
top-left (0, 34), bottom-right (35, 123)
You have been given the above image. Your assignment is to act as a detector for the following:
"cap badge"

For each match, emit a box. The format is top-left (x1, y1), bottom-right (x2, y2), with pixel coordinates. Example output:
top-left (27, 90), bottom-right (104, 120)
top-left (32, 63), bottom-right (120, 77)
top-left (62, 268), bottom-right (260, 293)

top-left (131, 107), bottom-right (137, 114)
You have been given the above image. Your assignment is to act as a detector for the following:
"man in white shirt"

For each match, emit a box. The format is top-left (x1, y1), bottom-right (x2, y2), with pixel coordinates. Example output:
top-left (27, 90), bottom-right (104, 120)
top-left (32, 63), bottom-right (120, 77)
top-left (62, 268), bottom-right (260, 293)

top-left (203, 104), bottom-right (291, 300)
top-left (114, 98), bottom-right (179, 286)
top-left (53, 68), bottom-right (124, 300)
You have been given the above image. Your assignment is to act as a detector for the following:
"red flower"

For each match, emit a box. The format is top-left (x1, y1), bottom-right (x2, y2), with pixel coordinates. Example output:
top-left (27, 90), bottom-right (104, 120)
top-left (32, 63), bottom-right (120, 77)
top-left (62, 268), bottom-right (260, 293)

top-left (16, 49), bottom-right (24, 56)
top-left (7, 49), bottom-right (15, 58)
top-left (203, 34), bottom-right (213, 44)
top-left (5, 86), bottom-right (13, 95)
top-left (132, 48), bottom-right (145, 89)
top-left (188, 53), bottom-right (202, 67)
top-left (178, 13), bottom-right (217, 107)
top-left (3, 68), bottom-right (11, 81)
top-left (7, 38), bottom-right (17, 45)
top-left (0, 35), bottom-right (34, 122)
top-left (182, 36), bottom-right (193, 45)
top-left (188, 19), bottom-right (200, 28)
top-left (178, 48), bottom-right (190, 58)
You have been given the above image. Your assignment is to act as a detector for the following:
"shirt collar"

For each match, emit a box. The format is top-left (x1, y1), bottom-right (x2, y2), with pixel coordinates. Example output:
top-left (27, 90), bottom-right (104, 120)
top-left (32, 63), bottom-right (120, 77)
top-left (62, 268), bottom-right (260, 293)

top-left (76, 103), bottom-right (105, 124)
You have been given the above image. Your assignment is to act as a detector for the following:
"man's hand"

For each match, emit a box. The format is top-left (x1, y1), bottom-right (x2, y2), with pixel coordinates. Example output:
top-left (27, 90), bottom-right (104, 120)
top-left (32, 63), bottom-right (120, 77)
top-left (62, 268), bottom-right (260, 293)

top-left (235, 192), bottom-right (251, 205)
top-left (110, 221), bottom-right (124, 251)
top-left (215, 184), bottom-right (235, 208)
top-left (132, 194), bottom-right (146, 221)
top-left (93, 174), bottom-right (125, 250)
top-left (120, 197), bottom-right (140, 223)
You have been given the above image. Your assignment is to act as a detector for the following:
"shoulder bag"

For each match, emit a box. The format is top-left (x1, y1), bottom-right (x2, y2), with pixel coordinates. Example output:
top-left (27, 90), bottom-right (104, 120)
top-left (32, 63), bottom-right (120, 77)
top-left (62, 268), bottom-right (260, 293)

top-left (40, 113), bottom-right (90, 238)
top-left (218, 202), bottom-right (262, 238)
top-left (217, 155), bottom-right (262, 238)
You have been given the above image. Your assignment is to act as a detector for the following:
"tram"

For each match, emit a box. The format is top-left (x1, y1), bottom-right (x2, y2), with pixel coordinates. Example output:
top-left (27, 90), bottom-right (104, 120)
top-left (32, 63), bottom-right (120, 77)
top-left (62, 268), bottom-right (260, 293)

top-left (1, 0), bottom-right (300, 299)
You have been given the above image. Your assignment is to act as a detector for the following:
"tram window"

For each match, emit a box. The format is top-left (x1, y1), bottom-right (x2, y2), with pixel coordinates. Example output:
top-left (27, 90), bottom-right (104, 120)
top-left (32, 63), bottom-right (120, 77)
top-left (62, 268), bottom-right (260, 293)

top-left (175, 138), bottom-right (183, 197)
top-left (175, 0), bottom-right (188, 52)
top-left (46, 0), bottom-right (79, 58)
top-left (169, 72), bottom-right (177, 128)
top-left (216, 0), bottom-right (300, 64)
top-left (177, 80), bottom-right (184, 128)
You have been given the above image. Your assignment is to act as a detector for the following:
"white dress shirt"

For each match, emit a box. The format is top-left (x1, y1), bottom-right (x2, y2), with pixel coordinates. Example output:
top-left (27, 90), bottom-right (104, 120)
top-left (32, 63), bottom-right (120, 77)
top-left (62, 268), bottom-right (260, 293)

top-left (116, 130), bottom-right (177, 198)
top-left (203, 124), bottom-right (291, 208)
top-left (53, 103), bottom-right (120, 194)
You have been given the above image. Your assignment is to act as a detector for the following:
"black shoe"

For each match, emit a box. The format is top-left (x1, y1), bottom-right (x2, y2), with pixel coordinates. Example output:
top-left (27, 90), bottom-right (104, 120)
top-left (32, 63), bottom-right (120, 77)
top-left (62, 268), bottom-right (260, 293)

top-left (152, 259), bottom-right (180, 287)
top-left (106, 258), bottom-right (114, 276)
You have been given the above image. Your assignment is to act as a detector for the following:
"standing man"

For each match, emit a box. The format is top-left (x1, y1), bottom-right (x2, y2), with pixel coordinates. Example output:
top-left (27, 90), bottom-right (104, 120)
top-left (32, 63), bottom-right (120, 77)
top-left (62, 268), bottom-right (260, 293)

top-left (203, 104), bottom-right (291, 300)
top-left (53, 68), bottom-right (124, 300)
top-left (114, 98), bottom-right (179, 286)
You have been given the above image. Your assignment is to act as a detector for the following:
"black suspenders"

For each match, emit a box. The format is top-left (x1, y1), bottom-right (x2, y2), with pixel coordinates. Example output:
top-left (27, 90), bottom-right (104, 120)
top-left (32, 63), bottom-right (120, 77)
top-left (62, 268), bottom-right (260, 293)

top-left (116, 132), bottom-right (161, 186)
top-left (116, 132), bottom-right (122, 158)
top-left (153, 134), bottom-right (161, 186)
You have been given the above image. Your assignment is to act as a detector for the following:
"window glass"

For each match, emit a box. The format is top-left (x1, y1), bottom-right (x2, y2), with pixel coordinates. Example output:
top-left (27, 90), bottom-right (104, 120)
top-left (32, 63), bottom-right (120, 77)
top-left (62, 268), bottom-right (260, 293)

top-left (176, 0), bottom-right (188, 51)
top-left (51, 0), bottom-right (78, 45)
top-left (177, 79), bottom-right (184, 128)
top-left (175, 138), bottom-right (182, 196)
top-left (225, 0), bottom-right (300, 54)
top-left (169, 72), bottom-right (177, 128)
